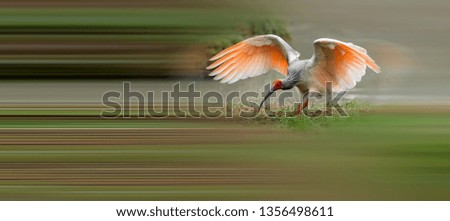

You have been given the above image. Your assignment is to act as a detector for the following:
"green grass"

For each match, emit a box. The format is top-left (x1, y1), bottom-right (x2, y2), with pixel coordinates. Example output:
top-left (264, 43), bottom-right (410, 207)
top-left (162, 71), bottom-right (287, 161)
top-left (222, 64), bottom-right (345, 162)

top-left (244, 99), bottom-right (372, 130)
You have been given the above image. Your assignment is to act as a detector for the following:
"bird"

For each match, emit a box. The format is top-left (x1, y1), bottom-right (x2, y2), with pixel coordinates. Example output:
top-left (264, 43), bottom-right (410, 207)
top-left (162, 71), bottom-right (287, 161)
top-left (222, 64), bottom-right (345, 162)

top-left (206, 34), bottom-right (381, 114)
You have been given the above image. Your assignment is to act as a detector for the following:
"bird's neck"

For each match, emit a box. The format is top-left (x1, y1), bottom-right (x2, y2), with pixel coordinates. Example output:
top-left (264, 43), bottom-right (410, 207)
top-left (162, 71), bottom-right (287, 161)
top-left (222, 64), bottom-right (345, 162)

top-left (282, 59), bottom-right (308, 90)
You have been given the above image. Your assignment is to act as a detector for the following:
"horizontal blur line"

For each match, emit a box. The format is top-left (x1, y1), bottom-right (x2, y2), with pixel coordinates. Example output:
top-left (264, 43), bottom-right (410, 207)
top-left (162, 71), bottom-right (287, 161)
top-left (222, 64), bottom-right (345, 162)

top-left (0, 44), bottom-right (180, 54)
top-left (0, 43), bottom-right (177, 49)
top-left (0, 1), bottom-right (236, 7)
top-left (0, 128), bottom-right (223, 130)
top-left (0, 31), bottom-right (220, 35)
top-left (0, 55), bottom-right (183, 59)
top-left (0, 27), bottom-right (226, 34)
top-left (0, 59), bottom-right (175, 64)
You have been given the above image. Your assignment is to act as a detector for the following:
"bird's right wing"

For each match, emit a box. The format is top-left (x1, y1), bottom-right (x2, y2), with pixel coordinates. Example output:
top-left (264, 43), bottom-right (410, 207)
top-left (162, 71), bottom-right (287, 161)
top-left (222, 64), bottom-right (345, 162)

top-left (207, 34), bottom-right (300, 84)
top-left (308, 38), bottom-right (380, 92)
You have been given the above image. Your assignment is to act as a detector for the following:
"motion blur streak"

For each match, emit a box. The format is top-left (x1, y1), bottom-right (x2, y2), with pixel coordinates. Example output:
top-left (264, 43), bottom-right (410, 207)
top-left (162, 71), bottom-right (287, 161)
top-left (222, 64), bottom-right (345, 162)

top-left (0, 109), bottom-right (449, 200)
top-left (0, 1), bottom-right (264, 79)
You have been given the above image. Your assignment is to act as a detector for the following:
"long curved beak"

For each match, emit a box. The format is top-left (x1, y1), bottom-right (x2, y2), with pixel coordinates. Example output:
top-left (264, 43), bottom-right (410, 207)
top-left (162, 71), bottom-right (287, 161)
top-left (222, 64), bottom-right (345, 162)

top-left (259, 88), bottom-right (274, 109)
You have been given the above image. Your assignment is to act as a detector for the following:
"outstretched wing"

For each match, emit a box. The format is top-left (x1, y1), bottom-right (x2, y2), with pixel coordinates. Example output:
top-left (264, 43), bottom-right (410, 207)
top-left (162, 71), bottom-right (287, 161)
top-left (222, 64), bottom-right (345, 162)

top-left (308, 38), bottom-right (381, 92)
top-left (207, 34), bottom-right (300, 84)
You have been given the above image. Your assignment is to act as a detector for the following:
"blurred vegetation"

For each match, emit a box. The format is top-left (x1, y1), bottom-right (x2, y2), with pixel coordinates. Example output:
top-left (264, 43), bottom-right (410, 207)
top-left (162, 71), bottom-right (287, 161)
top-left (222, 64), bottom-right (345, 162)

top-left (0, 7), bottom-right (291, 79)
top-left (207, 18), bottom-right (291, 56)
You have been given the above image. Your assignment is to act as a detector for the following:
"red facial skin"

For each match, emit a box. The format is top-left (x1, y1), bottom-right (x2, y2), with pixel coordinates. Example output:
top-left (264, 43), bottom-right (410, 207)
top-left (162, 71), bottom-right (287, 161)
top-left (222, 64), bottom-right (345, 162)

top-left (272, 79), bottom-right (283, 91)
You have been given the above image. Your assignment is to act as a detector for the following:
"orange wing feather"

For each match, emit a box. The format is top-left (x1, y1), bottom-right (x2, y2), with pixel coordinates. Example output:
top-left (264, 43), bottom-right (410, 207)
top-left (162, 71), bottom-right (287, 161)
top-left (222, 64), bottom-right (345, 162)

top-left (310, 38), bottom-right (380, 92)
top-left (207, 37), bottom-right (289, 84)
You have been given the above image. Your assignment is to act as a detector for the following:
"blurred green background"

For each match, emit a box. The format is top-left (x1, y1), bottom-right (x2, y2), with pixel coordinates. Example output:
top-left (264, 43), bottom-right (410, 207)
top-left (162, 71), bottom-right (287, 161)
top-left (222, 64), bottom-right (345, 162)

top-left (0, 0), bottom-right (449, 200)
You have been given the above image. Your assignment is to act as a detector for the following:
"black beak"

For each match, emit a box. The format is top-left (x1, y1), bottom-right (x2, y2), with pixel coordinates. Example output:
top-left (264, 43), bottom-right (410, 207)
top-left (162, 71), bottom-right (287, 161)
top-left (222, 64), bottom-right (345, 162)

top-left (259, 87), bottom-right (275, 109)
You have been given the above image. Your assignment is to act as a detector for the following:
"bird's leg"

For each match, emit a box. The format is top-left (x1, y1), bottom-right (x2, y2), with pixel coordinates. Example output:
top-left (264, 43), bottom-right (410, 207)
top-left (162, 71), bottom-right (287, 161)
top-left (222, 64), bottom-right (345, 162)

top-left (295, 92), bottom-right (309, 116)
top-left (296, 99), bottom-right (309, 116)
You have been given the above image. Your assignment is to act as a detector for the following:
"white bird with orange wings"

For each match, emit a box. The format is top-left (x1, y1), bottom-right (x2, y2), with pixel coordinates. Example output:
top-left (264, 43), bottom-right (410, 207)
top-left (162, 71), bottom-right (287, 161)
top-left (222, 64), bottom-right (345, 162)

top-left (206, 34), bottom-right (380, 114)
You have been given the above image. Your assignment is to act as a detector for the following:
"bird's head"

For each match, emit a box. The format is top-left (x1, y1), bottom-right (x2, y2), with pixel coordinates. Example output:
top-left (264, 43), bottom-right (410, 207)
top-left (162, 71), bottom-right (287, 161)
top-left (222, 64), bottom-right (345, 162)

top-left (259, 79), bottom-right (283, 109)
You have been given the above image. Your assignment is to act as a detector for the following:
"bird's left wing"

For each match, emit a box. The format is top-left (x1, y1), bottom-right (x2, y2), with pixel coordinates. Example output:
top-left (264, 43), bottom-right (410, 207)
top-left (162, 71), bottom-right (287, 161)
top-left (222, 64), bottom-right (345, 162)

top-left (308, 38), bottom-right (381, 92)
top-left (207, 34), bottom-right (300, 84)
